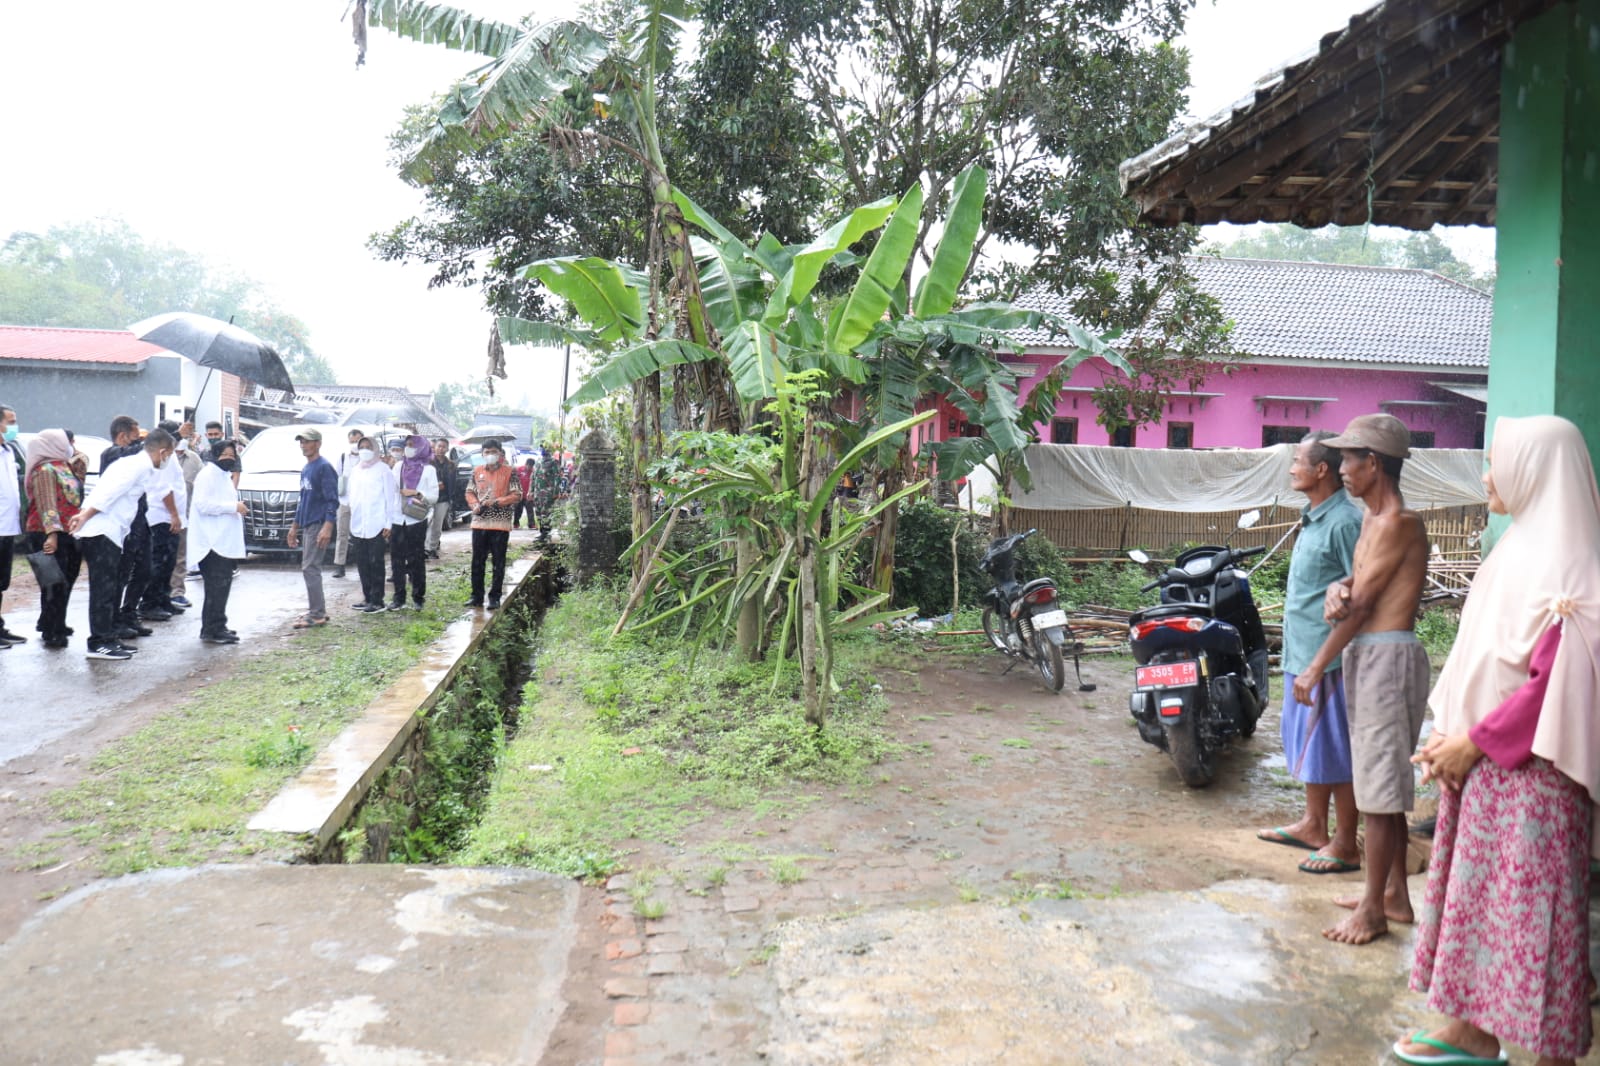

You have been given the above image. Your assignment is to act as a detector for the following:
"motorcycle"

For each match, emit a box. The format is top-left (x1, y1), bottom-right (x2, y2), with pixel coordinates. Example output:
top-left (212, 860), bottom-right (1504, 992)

top-left (1125, 513), bottom-right (1271, 787)
top-left (979, 528), bottom-right (1095, 694)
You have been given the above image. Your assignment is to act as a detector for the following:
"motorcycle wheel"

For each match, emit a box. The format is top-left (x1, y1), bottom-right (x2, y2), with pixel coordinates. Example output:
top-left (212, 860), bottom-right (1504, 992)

top-left (1033, 631), bottom-right (1066, 693)
top-left (981, 607), bottom-right (1010, 653)
top-left (1164, 714), bottom-right (1217, 788)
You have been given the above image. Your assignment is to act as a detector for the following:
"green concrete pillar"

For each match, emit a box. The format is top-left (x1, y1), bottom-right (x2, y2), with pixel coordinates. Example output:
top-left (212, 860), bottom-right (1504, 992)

top-left (1483, 0), bottom-right (1600, 544)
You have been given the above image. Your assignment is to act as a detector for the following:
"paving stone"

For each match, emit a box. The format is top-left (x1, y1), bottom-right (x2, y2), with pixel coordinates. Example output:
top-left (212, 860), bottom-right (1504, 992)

top-left (606, 874), bottom-right (635, 892)
top-left (646, 933), bottom-right (690, 954)
top-left (609, 957), bottom-right (646, 976)
top-left (613, 1002), bottom-right (651, 1027)
top-left (604, 977), bottom-right (649, 998)
top-left (788, 882), bottom-right (825, 900)
top-left (606, 938), bottom-right (643, 960)
top-left (646, 953), bottom-right (690, 975)
top-left (607, 915), bottom-right (639, 937)
top-left (723, 895), bottom-right (760, 913)
top-left (604, 1030), bottom-right (638, 1057)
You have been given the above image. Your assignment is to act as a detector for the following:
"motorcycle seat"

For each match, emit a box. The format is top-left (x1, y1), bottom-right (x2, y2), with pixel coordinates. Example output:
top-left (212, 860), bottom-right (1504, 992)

top-left (1130, 603), bottom-right (1213, 624)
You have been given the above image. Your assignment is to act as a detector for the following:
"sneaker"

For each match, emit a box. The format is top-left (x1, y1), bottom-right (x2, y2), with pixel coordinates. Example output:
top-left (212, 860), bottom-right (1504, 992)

top-left (0, 630), bottom-right (26, 646)
top-left (43, 635), bottom-right (69, 649)
top-left (139, 608), bottom-right (173, 622)
top-left (87, 643), bottom-right (133, 661)
top-left (116, 625), bottom-right (151, 640)
top-left (170, 595), bottom-right (192, 609)
top-left (116, 641), bottom-right (140, 654)
top-left (412, 601), bottom-right (425, 611)
top-left (387, 601), bottom-right (405, 612)
top-left (332, 566), bottom-right (346, 579)
top-left (463, 598), bottom-right (483, 607)
top-left (487, 598), bottom-right (500, 611)
top-left (201, 631), bottom-right (240, 645)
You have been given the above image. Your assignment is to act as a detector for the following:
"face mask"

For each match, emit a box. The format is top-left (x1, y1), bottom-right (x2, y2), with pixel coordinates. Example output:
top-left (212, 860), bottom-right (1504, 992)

top-left (485, 455), bottom-right (501, 468)
top-left (403, 446), bottom-right (417, 459)
top-left (2, 425), bottom-right (16, 442)
top-left (176, 439), bottom-right (188, 453)
top-left (216, 458), bottom-right (238, 473)
top-left (207, 436), bottom-right (221, 446)
top-left (359, 448), bottom-right (375, 463)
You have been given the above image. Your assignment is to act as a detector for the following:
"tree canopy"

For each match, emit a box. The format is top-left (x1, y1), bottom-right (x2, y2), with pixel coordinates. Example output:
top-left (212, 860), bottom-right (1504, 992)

top-left (0, 220), bottom-right (340, 383)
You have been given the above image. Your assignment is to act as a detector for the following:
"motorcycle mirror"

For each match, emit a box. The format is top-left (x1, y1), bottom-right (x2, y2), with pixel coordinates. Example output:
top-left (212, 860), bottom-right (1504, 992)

top-left (1127, 549), bottom-right (1150, 564)
top-left (1236, 509), bottom-right (1261, 530)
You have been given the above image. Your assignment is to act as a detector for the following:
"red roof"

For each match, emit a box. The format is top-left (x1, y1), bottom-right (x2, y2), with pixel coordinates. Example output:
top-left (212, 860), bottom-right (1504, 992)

top-left (0, 325), bottom-right (168, 365)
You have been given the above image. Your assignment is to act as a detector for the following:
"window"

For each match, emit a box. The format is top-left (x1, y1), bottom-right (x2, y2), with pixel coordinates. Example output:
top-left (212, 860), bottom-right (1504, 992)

top-left (1410, 430), bottom-right (1435, 449)
top-left (1167, 422), bottom-right (1194, 449)
top-left (1110, 425), bottom-right (1134, 448)
top-left (1051, 418), bottom-right (1078, 444)
top-left (1262, 425), bottom-right (1310, 447)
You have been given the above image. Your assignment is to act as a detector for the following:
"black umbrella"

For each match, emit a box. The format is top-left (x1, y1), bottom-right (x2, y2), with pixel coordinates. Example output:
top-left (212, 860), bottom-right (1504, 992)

top-left (129, 312), bottom-right (296, 395)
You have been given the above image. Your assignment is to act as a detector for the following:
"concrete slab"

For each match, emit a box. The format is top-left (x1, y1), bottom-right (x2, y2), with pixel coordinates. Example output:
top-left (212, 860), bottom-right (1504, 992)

top-left (0, 864), bottom-right (578, 1066)
top-left (249, 558), bottom-right (540, 846)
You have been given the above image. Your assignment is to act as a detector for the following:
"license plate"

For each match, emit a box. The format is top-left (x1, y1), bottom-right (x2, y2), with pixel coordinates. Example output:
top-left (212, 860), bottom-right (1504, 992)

top-left (1135, 660), bottom-right (1199, 690)
top-left (1032, 609), bottom-right (1067, 629)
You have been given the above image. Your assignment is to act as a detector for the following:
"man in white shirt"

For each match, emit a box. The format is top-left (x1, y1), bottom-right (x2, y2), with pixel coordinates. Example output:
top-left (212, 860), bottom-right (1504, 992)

top-left (331, 427), bottom-right (362, 580)
top-left (0, 402), bottom-right (24, 647)
top-left (167, 423), bottom-right (203, 609)
top-left (139, 419), bottom-right (190, 621)
top-left (345, 435), bottom-right (397, 612)
top-left (187, 439), bottom-right (248, 644)
top-left (69, 429), bottom-right (179, 660)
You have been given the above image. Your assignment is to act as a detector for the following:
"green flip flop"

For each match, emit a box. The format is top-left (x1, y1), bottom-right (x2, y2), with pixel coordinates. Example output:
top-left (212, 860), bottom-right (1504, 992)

top-left (1298, 853), bottom-right (1361, 875)
top-left (1256, 826), bottom-right (1318, 850)
top-left (1391, 1031), bottom-right (1507, 1065)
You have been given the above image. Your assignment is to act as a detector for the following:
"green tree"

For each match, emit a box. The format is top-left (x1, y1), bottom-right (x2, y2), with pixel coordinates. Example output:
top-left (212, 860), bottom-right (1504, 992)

top-left (1214, 224), bottom-right (1494, 290)
top-left (0, 221), bottom-right (338, 383)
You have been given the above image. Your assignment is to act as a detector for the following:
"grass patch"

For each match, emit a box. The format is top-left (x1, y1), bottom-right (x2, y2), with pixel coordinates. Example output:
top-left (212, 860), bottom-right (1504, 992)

top-left (456, 584), bottom-right (896, 877)
top-left (39, 569), bottom-right (476, 877)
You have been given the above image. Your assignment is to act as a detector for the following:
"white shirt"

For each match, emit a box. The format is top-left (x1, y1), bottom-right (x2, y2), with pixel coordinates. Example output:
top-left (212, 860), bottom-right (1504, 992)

top-left (393, 464), bottom-right (439, 526)
top-left (144, 450), bottom-right (187, 527)
top-left (186, 462), bottom-right (246, 561)
top-left (335, 447), bottom-right (360, 506)
top-left (0, 443), bottom-right (21, 537)
top-left (79, 450), bottom-right (160, 546)
top-left (347, 460), bottom-right (398, 539)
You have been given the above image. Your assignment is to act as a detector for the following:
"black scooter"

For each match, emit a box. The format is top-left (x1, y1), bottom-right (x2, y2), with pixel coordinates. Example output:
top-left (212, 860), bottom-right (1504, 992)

top-left (1125, 516), bottom-right (1271, 787)
top-left (980, 528), bottom-right (1094, 694)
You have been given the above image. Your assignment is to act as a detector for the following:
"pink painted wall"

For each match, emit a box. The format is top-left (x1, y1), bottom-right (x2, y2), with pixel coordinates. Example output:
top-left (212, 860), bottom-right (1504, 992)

top-left (998, 355), bottom-right (1485, 450)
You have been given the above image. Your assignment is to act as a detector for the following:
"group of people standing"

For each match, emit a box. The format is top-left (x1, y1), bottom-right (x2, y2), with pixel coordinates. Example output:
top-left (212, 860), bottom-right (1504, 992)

top-left (0, 403), bottom-right (248, 660)
top-left (1261, 411), bottom-right (1600, 1066)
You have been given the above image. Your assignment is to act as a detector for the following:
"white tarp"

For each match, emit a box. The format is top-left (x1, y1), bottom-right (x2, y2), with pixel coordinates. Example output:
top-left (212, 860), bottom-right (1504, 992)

top-left (999, 444), bottom-right (1486, 512)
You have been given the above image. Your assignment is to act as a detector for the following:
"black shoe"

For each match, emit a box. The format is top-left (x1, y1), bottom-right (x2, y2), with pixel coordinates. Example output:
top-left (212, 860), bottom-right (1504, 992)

top-left (62, 626), bottom-right (74, 636)
top-left (412, 600), bottom-right (425, 611)
top-left (332, 566), bottom-right (346, 579)
top-left (87, 643), bottom-right (133, 661)
top-left (116, 625), bottom-right (152, 640)
top-left (201, 631), bottom-right (240, 645)
top-left (0, 630), bottom-right (26, 646)
top-left (116, 641), bottom-right (140, 654)
top-left (43, 635), bottom-right (69, 649)
top-left (487, 598), bottom-right (500, 611)
top-left (139, 608), bottom-right (174, 622)
top-left (387, 601), bottom-right (405, 611)
top-left (464, 598), bottom-right (483, 607)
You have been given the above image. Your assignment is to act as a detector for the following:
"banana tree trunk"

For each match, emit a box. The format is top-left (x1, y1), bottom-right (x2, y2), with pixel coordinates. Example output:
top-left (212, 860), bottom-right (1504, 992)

top-left (735, 530), bottom-right (761, 661)
top-left (798, 404), bottom-right (824, 727)
top-left (871, 457), bottom-right (906, 598)
top-left (629, 373), bottom-right (659, 582)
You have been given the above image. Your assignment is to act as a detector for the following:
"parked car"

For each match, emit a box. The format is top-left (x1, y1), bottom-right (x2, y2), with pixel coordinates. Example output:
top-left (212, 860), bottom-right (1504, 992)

top-left (238, 423), bottom-right (377, 556)
top-left (14, 432), bottom-right (113, 495)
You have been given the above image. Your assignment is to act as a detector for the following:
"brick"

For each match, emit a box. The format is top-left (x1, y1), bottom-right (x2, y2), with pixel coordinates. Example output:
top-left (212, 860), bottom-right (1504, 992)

top-left (609, 957), bottom-right (646, 976)
top-left (605, 938), bottom-right (643, 960)
top-left (604, 1030), bottom-right (638, 1057)
top-left (603, 977), bottom-right (649, 999)
top-left (646, 933), bottom-right (689, 954)
top-left (723, 895), bottom-right (760, 914)
top-left (646, 953), bottom-right (688, 975)
top-left (613, 1002), bottom-right (651, 1027)
top-left (608, 916), bottom-right (639, 938)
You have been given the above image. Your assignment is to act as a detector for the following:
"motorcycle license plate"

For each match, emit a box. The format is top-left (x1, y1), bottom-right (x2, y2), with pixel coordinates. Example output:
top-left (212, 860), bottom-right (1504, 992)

top-left (1135, 660), bottom-right (1199, 690)
top-left (1032, 609), bottom-right (1068, 629)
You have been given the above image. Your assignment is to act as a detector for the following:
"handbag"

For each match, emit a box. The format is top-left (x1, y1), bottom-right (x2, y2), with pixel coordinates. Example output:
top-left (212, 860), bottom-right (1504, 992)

top-left (402, 495), bottom-right (431, 522)
top-left (26, 549), bottom-right (65, 591)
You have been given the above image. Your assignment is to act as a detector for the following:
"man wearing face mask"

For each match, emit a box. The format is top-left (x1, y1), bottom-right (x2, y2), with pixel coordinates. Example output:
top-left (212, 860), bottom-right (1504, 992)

top-left (187, 439), bottom-right (247, 644)
top-left (100, 416), bottom-right (167, 643)
top-left (69, 429), bottom-right (179, 660)
top-left (138, 420), bottom-right (190, 621)
top-left (166, 422), bottom-right (202, 610)
top-left (331, 428), bottom-right (362, 580)
top-left (202, 421), bottom-right (224, 460)
top-left (0, 403), bottom-right (25, 647)
top-left (346, 436), bottom-right (397, 612)
top-left (464, 441), bottom-right (521, 610)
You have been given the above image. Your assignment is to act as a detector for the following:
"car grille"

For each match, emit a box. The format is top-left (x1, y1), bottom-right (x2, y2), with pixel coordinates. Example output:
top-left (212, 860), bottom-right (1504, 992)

top-left (240, 489), bottom-right (299, 547)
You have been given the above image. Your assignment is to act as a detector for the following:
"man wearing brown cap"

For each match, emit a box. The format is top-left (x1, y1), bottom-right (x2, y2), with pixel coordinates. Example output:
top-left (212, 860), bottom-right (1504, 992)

top-left (1293, 413), bottom-right (1431, 945)
top-left (286, 427), bottom-right (338, 628)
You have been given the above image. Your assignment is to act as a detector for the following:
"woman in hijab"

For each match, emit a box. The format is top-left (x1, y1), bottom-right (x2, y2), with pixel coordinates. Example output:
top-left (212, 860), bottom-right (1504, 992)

top-left (187, 440), bottom-right (247, 645)
top-left (1396, 415), bottom-right (1600, 1066)
top-left (388, 433), bottom-right (437, 610)
top-left (24, 429), bottom-right (83, 648)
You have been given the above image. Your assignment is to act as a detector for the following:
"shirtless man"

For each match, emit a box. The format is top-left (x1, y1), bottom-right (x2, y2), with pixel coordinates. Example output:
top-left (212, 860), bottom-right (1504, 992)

top-left (1292, 414), bottom-right (1430, 945)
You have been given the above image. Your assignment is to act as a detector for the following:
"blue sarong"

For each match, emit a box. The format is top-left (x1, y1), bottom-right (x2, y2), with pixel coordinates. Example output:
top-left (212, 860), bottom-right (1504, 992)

top-left (1280, 670), bottom-right (1353, 785)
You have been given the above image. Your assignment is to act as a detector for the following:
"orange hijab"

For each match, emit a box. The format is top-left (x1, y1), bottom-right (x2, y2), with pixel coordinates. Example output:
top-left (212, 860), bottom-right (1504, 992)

top-left (1429, 416), bottom-right (1600, 814)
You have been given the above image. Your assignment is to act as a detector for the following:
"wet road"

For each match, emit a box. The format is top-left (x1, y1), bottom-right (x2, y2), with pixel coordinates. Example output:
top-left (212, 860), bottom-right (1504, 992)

top-left (0, 557), bottom-right (361, 767)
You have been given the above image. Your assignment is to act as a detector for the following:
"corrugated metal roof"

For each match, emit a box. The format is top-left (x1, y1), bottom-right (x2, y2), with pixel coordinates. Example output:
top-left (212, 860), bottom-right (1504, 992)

top-left (1013, 256), bottom-right (1491, 369)
top-left (0, 325), bottom-right (166, 365)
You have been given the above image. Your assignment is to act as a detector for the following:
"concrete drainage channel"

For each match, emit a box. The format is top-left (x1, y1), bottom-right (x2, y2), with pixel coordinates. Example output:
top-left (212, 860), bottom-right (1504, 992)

top-left (248, 553), bottom-right (560, 865)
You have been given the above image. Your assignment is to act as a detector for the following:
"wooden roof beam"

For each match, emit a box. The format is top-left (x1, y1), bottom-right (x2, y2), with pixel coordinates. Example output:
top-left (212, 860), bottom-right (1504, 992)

top-left (1393, 120), bottom-right (1499, 212)
top-left (1442, 168), bottom-right (1497, 225)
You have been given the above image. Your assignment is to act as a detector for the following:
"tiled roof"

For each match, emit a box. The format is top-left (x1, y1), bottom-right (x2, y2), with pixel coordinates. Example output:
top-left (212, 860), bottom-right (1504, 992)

top-left (1012, 256), bottom-right (1492, 369)
top-left (0, 325), bottom-right (167, 365)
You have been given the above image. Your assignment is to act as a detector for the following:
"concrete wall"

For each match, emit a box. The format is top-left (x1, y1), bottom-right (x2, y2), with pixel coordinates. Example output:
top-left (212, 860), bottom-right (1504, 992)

top-left (0, 356), bottom-right (184, 436)
top-left (1002, 354), bottom-right (1485, 450)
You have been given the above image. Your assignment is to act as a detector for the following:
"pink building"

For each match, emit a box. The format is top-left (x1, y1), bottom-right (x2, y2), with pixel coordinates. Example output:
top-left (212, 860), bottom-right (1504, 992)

top-left (985, 257), bottom-right (1491, 450)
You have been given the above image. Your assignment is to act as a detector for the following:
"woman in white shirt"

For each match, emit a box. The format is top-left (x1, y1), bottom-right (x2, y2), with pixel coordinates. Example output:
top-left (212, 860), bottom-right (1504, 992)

top-left (346, 436), bottom-right (397, 612)
top-left (187, 440), bottom-right (247, 645)
top-left (388, 434), bottom-right (438, 610)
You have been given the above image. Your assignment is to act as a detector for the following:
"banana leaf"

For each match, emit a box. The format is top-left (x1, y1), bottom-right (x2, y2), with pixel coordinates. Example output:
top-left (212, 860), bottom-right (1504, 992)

top-left (912, 165), bottom-right (987, 319)
top-left (828, 183), bottom-right (924, 353)
top-left (521, 256), bottom-right (646, 343)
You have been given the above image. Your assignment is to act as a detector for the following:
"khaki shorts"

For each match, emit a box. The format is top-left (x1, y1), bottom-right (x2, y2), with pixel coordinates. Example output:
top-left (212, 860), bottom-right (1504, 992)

top-left (1344, 631), bottom-right (1430, 814)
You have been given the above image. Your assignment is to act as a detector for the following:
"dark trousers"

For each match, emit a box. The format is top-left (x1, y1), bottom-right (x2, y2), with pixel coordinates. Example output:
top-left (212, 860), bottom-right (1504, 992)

top-left (78, 533), bottom-right (123, 647)
top-left (116, 519), bottom-right (151, 625)
top-left (142, 523), bottom-right (177, 610)
top-left (0, 535), bottom-right (11, 628)
top-left (470, 528), bottom-right (510, 602)
top-left (389, 522), bottom-right (426, 605)
top-left (352, 534), bottom-right (387, 606)
top-left (198, 551), bottom-right (236, 636)
top-left (515, 499), bottom-right (535, 528)
top-left (27, 532), bottom-right (82, 640)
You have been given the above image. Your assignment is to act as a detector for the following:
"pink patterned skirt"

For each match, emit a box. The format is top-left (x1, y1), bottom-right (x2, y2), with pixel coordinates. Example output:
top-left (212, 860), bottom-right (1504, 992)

top-left (1410, 756), bottom-right (1593, 1059)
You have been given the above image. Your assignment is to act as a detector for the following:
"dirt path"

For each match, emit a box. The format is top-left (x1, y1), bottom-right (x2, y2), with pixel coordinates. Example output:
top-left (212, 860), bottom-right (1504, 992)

top-left (546, 646), bottom-right (1336, 1063)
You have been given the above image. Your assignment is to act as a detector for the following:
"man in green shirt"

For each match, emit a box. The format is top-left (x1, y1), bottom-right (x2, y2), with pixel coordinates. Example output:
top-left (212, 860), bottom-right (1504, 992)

top-left (1257, 431), bottom-right (1364, 874)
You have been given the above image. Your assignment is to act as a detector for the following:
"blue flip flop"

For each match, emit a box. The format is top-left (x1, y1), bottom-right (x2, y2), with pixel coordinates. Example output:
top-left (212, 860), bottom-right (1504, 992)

top-left (1392, 1031), bottom-right (1507, 1065)
top-left (1256, 826), bottom-right (1318, 850)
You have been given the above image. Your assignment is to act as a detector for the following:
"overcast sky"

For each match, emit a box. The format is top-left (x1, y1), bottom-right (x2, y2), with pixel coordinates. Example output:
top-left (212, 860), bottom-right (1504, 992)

top-left (0, 0), bottom-right (1491, 411)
